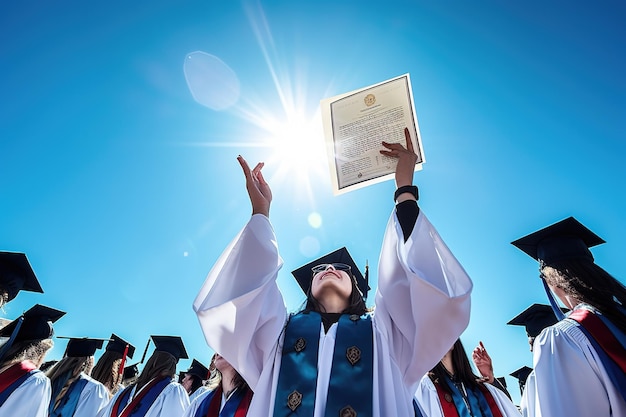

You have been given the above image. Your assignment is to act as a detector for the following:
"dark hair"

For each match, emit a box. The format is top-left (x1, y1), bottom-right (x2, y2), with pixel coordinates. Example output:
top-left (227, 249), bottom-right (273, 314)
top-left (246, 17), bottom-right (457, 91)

top-left (428, 339), bottom-right (480, 393)
top-left (304, 272), bottom-right (368, 316)
top-left (542, 258), bottom-right (626, 334)
top-left (188, 374), bottom-right (203, 394)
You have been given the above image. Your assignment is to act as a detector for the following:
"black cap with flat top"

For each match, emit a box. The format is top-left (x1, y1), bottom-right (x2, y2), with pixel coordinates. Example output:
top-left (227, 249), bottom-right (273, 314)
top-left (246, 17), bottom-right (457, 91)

top-left (0, 304), bottom-right (65, 363)
top-left (511, 217), bottom-right (605, 264)
top-left (185, 359), bottom-right (210, 380)
top-left (0, 251), bottom-right (44, 301)
top-left (0, 304), bottom-right (65, 341)
top-left (507, 303), bottom-right (569, 337)
top-left (151, 335), bottom-right (188, 361)
top-left (291, 247), bottom-right (370, 299)
top-left (123, 363), bottom-right (139, 380)
top-left (105, 333), bottom-right (136, 359)
top-left (510, 365), bottom-right (533, 395)
top-left (64, 337), bottom-right (106, 357)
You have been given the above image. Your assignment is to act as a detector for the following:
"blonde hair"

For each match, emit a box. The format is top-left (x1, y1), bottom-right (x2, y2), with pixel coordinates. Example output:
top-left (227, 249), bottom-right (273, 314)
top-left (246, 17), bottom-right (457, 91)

top-left (47, 356), bottom-right (94, 412)
top-left (206, 354), bottom-right (247, 393)
top-left (91, 350), bottom-right (123, 396)
top-left (134, 351), bottom-right (176, 392)
top-left (0, 339), bottom-right (53, 368)
top-left (0, 289), bottom-right (8, 311)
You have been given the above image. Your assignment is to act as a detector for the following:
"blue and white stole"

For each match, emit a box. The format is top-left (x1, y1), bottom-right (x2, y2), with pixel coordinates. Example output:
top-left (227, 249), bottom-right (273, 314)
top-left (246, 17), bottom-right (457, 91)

top-left (49, 375), bottom-right (90, 417)
top-left (273, 311), bottom-right (373, 417)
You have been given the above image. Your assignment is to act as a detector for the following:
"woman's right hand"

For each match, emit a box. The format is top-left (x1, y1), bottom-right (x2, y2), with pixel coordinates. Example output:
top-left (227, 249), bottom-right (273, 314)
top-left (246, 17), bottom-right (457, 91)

top-left (237, 155), bottom-right (272, 217)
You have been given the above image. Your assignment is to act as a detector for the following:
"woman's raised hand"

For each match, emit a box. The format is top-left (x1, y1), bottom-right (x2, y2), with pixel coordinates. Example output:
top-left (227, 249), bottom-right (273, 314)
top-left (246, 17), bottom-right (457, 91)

top-left (380, 127), bottom-right (418, 188)
top-left (237, 155), bottom-right (272, 217)
top-left (472, 341), bottom-right (495, 384)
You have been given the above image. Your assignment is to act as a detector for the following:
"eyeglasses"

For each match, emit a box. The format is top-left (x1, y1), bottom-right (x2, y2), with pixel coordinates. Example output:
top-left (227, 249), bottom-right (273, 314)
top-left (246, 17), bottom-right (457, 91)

top-left (311, 263), bottom-right (352, 274)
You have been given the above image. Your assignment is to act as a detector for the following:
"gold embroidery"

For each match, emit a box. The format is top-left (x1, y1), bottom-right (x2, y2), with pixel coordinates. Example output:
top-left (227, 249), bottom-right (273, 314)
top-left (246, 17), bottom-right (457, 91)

top-left (346, 346), bottom-right (361, 365)
top-left (294, 337), bottom-right (306, 353)
top-left (287, 390), bottom-right (303, 411)
top-left (340, 405), bottom-right (357, 417)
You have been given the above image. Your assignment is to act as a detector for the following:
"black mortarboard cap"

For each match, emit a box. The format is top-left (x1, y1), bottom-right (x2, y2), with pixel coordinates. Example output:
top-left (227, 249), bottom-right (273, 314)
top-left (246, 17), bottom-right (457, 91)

top-left (291, 247), bottom-right (370, 298)
top-left (510, 366), bottom-right (533, 382)
top-left (510, 365), bottom-right (533, 395)
top-left (511, 217), bottom-right (605, 265)
top-left (123, 363), bottom-right (139, 380)
top-left (106, 334), bottom-right (136, 359)
top-left (507, 303), bottom-right (569, 337)
top-left (40, 360), bottom-right (58, 373)
top-left (0, 304), bottom-right (65, 341)
top-left (185, 359), bottom-right (209, 380)
top-left (0, 252), bottom-right (44, 301)
top-left (151, 335), bottom-right (188, 360)
top-left (65, 337), bottom-right (105, 357)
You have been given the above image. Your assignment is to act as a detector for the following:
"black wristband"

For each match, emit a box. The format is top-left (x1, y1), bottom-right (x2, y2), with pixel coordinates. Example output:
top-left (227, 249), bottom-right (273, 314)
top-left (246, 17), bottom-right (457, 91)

top-left (394, 185), bottom-right (418, 202)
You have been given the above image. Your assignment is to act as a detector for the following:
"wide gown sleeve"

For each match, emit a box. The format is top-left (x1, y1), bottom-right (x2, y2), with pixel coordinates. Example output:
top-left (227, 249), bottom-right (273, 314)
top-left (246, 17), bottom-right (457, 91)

top-left (193, 214), bottom-right (287, 390)
top-left (375, 210), bottom-right (473, 388)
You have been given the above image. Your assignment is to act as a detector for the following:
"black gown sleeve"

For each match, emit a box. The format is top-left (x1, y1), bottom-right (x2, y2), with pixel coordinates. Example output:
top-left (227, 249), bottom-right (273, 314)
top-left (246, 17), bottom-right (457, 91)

top-left (395, 199), bottom-right (419, 243)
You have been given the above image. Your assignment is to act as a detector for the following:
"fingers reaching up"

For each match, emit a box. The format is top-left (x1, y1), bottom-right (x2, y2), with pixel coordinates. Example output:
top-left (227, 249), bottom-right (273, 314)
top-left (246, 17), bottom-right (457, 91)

top-left (237, 155), bottom-right (272, 217)
top-left (472, 341), bottom-right (495, 383)
top-left (380, 127), bottom-right (418, 190)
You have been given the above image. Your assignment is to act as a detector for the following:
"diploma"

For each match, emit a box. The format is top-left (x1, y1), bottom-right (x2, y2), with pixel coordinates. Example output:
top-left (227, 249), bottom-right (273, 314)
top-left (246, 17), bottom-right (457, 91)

top-left (321, 74), bottom-right (424, 195)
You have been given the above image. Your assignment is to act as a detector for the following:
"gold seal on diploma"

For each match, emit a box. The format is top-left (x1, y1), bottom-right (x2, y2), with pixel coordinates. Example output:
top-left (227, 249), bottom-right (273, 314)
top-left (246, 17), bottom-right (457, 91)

top-left (364, 94), bottom-right (376, 106)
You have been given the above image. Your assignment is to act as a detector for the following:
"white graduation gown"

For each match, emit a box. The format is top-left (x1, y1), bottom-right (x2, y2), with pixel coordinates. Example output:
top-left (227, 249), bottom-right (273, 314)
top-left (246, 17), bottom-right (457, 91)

top-left (70, 374), bottom-right (110, 416)
top-left (522, 307), bottom-right (626, 417)
top-left (0, 369), bottom-right (51, 417)
top-left (96, 379), bottom-right (190, 417)
top-left (193, 210), bottom-right (473, 417)
top-left (189, 385), bottom-right (210, 403)
top-left (415, 374), bottom-right (521, 417)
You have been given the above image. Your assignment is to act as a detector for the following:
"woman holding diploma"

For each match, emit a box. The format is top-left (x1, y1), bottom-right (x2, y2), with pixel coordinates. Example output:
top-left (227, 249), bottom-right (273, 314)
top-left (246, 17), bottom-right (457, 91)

top-left (193, 128), bottom-right (473, 417)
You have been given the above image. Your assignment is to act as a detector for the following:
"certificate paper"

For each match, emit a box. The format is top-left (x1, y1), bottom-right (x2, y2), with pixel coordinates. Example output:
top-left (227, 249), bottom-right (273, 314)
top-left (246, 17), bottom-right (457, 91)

top-left (321, 74), bottom-right (424, 195)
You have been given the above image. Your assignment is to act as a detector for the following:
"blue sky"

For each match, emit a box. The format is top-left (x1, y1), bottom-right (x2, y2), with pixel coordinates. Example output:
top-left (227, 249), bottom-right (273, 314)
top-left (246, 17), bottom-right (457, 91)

top-left (2, 0), bottom-right (624, 404)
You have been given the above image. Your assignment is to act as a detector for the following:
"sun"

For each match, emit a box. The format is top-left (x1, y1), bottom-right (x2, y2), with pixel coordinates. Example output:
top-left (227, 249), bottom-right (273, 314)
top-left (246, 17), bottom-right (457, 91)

top-left (255, 109), bottom-right (328, 182)
top-left (184, 2), bottom-right (337, 202)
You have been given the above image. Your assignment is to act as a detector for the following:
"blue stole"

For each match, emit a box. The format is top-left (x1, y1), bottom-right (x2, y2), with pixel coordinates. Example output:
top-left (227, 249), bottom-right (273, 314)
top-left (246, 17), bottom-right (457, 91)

top-left (444, 375), bottom-right (494, 417)
top-left (49, 376), bottom-right (90, 417)
top-left (116, 377), bottom-right (171, 417)
top-left (273, 311), bottom-right (373, 417)
top-left (194, 386), bottom-right (249, 417)
top-left (0, 369), bottom-right (38, 407)
top-left (0, 317), bottom-right (23, 363)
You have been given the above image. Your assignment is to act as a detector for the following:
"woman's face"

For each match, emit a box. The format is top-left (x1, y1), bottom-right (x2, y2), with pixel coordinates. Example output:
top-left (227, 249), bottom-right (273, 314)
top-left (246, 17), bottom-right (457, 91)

top-left (213, 354), bottom-right (233, 374)
top-left (181, 374), bottom-right (194, 393)
top-left (310, 264), bottom-right (353, 302)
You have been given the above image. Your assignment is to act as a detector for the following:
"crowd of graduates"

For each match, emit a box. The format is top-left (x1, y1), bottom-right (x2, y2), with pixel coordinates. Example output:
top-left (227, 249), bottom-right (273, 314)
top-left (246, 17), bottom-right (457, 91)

top-left (1, 132), bottom-right (625, 416)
